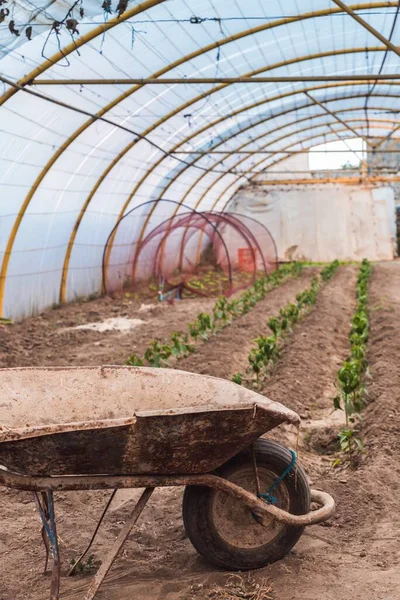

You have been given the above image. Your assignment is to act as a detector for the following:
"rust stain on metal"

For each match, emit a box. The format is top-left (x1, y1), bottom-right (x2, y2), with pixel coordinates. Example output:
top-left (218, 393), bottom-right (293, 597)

top-left (0, 468), bottom-right (335, 526)
top-left (0, 366), bottom-right (300, 476)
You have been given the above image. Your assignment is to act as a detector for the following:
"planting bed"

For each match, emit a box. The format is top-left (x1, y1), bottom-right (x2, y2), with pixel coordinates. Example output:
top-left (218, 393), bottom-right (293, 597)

top-left (1, 261), bottom-right (400, 600)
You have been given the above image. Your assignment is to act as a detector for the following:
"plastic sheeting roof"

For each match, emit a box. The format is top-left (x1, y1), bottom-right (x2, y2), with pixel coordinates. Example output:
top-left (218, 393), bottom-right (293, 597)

top-left (0, 0), bottom-right (400, 319)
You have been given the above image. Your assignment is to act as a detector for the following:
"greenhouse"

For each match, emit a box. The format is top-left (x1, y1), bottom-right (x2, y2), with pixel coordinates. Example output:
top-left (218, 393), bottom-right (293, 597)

top-left (0, 2), bottom-right (400, 600)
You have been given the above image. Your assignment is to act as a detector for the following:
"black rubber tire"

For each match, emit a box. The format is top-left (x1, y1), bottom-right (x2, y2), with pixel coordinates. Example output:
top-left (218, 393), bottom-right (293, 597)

top-left (182, 438), bottom-right (310, 570)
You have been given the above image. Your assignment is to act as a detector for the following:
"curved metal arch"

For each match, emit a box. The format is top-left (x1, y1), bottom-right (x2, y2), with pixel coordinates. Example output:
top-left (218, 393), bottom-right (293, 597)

top-left (103, 86), bottom-right (400, 286)
top-left (59, 44), bottom-right (388, 300)
top-left (0, 0), bottom-right (166, 106)
top-left (16, 1), bottom-right (396, 99)
top-left (0, 4), bottom-right (397, 313)
top-left (211, 210), bottom-right (279, 272)
top-left (4, 5), bottom-right (394, 303)
top-left (173, 109), bottom-right (396, 259)
top-left (133, 89), bottom-right (400, 218)
top-left (215, 127), bottom-right (397, 215)
top-left (180, 116), bottom-right (398, 214)
top-left (195, 119), bottom-right (398, 212)
top-left (165, 112), bottom-right (399, 210)
top-left (101, 199), bottom-right (235, 294)
top-left (125, 83), bottom-right (400, 202)
top-left (186, 118), bottom-right (396, 260)
top-left (165, 110), bottom-right (397, 258)
top-left (4, 44), bottom-right (393, 311)
top-left (145, 211), bottom-right (260, 291)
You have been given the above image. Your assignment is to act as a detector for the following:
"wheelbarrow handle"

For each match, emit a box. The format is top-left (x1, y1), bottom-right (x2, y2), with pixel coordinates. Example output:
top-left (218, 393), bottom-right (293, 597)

top-left (254, 489), bottom-right (336, 527)
top-left (0, 468), bottom-right (335, 526)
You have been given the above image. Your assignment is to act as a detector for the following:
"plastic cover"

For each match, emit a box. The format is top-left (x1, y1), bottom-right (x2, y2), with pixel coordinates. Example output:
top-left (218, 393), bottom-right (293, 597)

top-left (0, 0), bottom-right (399, 318)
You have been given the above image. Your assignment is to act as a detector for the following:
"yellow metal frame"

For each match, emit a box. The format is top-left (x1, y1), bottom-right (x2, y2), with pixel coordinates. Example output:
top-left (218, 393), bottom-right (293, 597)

top-left (32, 75), bottom-right (400, 84)
top-left (0, 0), bottom-right (167, 107)
top-left (176, 116), bottom-right (397, 262)
top-left (216, 131), bottom-right (397, 214)
top-left (37, 49), bottom-right (393, 302)
top-left (153, 115), bottom-right (394, 235)
top-left (186, 118), bottom-right (398, 209)
top-left (71, 44), bottom-right (388, 290)
top-left (198, 122), bottom-right (398, 211)
top-left (249, 176), bottom-right (400, 184)
top-left (104, 86), bottom-right (400, 285)
top-left (331, 0), bottom-right (400, 57)
top-left (188, 122), bottom-right (395, 260)
top-left (0, 2), bottom-right (398, 313)
top-left (0, 0), bottom-right (168, 315)
top-left (64, 43), bottom-right (390, 298)
top-left (2, 45), bottom-right (390, 307)
top-left (132, 90), bottom-right (399, 220)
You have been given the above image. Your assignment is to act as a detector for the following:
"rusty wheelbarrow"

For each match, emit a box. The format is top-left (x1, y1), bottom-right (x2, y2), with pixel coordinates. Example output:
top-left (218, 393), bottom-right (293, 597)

top-left (0, 366), bottom-right (335, 599)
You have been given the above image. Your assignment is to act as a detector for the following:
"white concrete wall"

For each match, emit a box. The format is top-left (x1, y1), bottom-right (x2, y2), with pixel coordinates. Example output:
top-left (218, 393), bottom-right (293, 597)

top-left (230, 183), bottom-right (396, 262)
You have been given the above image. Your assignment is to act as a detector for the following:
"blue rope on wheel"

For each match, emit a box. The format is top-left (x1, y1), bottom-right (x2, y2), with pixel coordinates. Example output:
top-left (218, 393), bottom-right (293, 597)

top-left (258, 450), bottom-right (297, 506)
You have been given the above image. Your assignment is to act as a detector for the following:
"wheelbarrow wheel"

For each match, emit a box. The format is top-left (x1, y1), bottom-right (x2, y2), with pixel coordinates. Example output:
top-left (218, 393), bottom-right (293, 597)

top-left (182, 438), bottom-right (310, 570)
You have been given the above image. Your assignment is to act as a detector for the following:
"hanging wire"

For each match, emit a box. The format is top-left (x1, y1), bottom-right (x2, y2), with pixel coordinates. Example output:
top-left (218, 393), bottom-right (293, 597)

top-left (2, 11), bottom-right (400, 31)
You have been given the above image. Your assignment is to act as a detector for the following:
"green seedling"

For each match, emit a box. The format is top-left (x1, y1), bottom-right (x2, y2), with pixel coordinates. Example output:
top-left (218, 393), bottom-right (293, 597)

top-left (333, 258), bottom-right (372, 468)
top-left (232, 372), bottom-right (243, 385)
top-left (144, 340), bottom-right (172, 368)
top-left (125, 353), bottom-right (144, 367)
top-left (170, 332), bottom-right (195, 357)
top-left (267, 316), bottom-right (281, 336)
top-left (70, 554), bottom-right (98, 575)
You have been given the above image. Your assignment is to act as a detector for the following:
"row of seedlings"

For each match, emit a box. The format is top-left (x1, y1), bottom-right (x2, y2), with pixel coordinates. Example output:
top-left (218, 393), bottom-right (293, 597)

top-left (232, 260), bottom-right (340, 390)
top-left (125, 263), bottom-right (304, 368)
top-left (334, 258), bottom-right (372, 468)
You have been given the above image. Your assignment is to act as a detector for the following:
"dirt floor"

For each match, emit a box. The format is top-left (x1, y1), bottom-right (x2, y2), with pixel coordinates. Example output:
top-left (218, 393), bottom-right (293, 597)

top-left (1, 262), bottom-right (400, 600)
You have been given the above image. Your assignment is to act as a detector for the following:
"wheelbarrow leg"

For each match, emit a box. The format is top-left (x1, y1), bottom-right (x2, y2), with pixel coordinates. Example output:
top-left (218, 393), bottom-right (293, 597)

top-left (69, 489), bottom-right (118, 576)
top-left (34, 492), bottom-right (51, 573)
top-left (83, 487), bottom-right (154, 600)
top-left (34, 491), bottom-right (61, 600)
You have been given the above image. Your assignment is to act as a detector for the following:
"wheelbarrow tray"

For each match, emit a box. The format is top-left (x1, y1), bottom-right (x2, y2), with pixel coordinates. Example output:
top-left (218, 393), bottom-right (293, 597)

top-left (0, 366), bottom-right (299, 476)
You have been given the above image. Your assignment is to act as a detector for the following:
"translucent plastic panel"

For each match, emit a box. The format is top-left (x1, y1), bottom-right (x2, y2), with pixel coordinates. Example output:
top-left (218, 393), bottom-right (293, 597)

top-left (0, 1), bottom-right (399, 318)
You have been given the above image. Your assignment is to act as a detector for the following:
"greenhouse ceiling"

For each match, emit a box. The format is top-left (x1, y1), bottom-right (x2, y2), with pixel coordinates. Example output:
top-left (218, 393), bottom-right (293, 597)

top-left (0, 0), bottom-right (400, 319)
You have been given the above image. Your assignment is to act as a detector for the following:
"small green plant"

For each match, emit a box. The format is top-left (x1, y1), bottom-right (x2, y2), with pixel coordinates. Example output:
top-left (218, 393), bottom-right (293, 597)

top-left (69, 554), bottom-right (98, 575)
top-left (320, 259), bottom-right (340, 281)
top-left (232, 372), bottom-right (243, 385)
top-left (170, 332), bottom-right (195, 357)
top-left (213, 297), bottom-right (232, 326)
top-left (144, 340), bottom-right (172, 367)
top-left (195, 312), bottom-right (215, 339)
top-left (125, 353), bottom-right (144, 366)
top-left (267, 316), bottom-right (281, 336)
top-left (255, 335), bottom-right (279, 365)
top-left (0, 317), bottom-right (13, 324)
top-left (333, 258), bottom-right (371, 468)
top-left (238, 259), bottom-right (339, 390)
top-left (338, 427), bottom-right (364, 457)
top-left (125, 262), bottom-right (305, 369)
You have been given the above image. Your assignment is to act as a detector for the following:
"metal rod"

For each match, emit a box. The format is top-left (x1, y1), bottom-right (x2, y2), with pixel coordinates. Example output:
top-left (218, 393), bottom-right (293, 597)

top-left (374, 124), bottom-right (400, 148)
top-left (34, 491), bottom-right (61, 600)
top-left (0, 469), bottom-right (334, 526)
top-left (68, 489), bottom-right (118, 576)
top-left (31, 74), bottom-right (400, 85)
top-left (331, 0), bottom-right (400, 58)
top-left (305, 91), bottom-right (371, 146)
top-left (251, 445), bottom-right (262, 497)
top-left (47, 492), bottom-right (61, 600)
top-left (170, 149), bottom-right (400, 154)
top-left (33, 492), bottom-right (51, 574)
top-left (83, 487), bottom-right (154, 600)
top-left (252, 176), bottom-right (400, 184)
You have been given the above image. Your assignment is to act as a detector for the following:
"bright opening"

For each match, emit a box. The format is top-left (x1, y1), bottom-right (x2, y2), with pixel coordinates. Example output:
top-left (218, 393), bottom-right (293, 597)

top-left (308, 138), bottom-right (367, 171)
